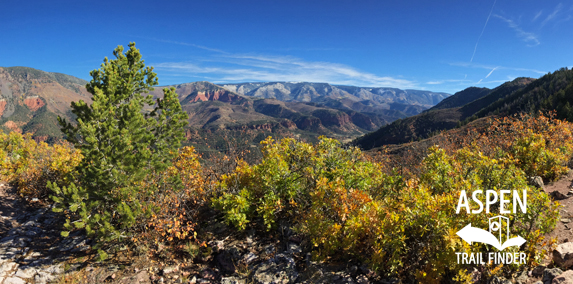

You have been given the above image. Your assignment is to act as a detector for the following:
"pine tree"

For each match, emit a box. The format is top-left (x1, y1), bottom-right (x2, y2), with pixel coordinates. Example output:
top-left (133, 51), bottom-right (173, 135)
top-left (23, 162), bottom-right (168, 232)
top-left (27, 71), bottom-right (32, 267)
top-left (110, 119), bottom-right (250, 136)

top-left (49, 43), bottom-right (188, 257)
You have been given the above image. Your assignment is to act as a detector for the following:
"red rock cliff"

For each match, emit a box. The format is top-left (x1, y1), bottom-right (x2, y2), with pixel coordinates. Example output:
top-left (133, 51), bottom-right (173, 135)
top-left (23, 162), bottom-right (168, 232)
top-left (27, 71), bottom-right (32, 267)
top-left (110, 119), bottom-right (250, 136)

top-left (24, 97), bottom-right (45, 111)
top-left (0, 100), bottom-right (6, 116)
top-left (192, 91), bottom-right (243, 103)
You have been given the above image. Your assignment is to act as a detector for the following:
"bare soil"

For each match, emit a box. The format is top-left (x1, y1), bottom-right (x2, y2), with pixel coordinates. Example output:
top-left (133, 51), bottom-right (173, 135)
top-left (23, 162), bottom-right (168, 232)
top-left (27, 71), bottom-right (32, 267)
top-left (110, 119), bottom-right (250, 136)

top-left (544, 170), bottom-right (573, 244)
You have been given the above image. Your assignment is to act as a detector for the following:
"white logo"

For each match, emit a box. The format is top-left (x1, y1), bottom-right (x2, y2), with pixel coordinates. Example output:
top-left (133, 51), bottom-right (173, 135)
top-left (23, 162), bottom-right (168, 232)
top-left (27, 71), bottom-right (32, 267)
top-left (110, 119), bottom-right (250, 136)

top-left (454, 189), bottom-right (529, 264)
top-left (456, 215), bottom-right (526, 251)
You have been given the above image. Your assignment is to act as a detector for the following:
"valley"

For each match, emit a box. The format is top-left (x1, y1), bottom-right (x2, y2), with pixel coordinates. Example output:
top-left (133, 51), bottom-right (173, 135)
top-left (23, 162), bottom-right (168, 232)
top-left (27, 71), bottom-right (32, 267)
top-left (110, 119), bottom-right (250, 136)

top-left (0, 67), bottom-right (450, 149)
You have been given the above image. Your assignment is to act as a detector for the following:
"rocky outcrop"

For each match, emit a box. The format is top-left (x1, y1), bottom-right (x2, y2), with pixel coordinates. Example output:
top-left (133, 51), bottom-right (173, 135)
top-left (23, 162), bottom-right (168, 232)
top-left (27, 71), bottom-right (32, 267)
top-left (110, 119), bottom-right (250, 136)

top-left (280, 120), bottom-right (297, 129)
top-left (3, 121), bottom-right (21, 133)
top-left (554, 243), bottom-right (573, 269)
top-left (311, 109), bottom-right (351, 128)
top-left (251, 253), bottom-right (298, 284)
top-left (23, 97), bottom-right (45, 111)
top-left (191, 90), bottom-right (244, 103)
top-left (0, 99), bottom-right (6, 117)
top-left (294, 116), bottom-right (322, 131)
top-left (544, 268), bottom-right (564, 284)
top-left (531, 176), bottom-right (545, 188)
top-left (349, 112), bottom-right (377, 131)
top-left (553, 270), bottom-right (573, 284)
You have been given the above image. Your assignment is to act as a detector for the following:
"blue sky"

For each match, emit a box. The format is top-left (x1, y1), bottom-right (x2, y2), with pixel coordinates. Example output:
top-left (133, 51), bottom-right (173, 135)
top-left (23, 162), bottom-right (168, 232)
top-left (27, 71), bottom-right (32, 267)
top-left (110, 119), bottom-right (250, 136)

top-left (2, 0), bottom-right (573, 94)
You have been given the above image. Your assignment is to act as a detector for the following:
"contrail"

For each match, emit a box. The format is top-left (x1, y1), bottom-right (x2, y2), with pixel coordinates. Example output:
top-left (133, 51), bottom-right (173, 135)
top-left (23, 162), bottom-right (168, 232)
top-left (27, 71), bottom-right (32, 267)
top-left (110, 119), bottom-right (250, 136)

top-left (470, 0), bottom-right (498, 62)
top-left (485, 67), bottom-right (498, 78)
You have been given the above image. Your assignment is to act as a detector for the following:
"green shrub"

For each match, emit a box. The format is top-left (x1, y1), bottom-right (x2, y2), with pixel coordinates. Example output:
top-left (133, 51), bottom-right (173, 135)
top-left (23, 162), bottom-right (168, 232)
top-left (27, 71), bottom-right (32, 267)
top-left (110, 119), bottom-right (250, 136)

top-left (214, 136), bottom-right (386, 230)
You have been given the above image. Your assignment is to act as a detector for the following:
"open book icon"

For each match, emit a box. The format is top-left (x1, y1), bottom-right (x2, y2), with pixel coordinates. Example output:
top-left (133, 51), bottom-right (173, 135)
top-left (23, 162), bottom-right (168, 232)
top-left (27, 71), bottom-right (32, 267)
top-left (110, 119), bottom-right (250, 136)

top-left (456, 223), bottom-right (526, 251)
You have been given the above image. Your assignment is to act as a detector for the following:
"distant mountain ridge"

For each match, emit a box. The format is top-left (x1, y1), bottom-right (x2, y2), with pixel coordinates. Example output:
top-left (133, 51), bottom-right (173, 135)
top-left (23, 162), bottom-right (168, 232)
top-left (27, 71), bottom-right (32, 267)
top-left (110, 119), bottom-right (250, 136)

top-left (148, 81), bottom-right (394, 140)
top-left (221, 82), bottom-right (450, 116)
top-left (0, 66), bottom-right (451, 144)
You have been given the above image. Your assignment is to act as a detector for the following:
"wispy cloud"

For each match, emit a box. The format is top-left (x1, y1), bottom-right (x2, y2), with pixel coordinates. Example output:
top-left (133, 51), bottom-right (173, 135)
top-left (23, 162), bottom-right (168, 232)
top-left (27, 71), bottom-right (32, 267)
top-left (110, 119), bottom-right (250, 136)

top-left (493, 15), bottom-right (540, 46)
top-left (132, 36), bottom-right (228, 53)
top-left (470, 0), bottom-right (498, 62)
top-left (541, 3), bottom-right (563, 26)
top-left (533, 10), bottom-right (543, 22)
top-left (475, 79), bottom-right (513, 85)
top-left (155, 54), bottom-right (417, 88)
top-left (450, 62), bottom-right (546, 75)
top-left (426, 79), bottom-right (471, 85)
top-left (133, 36), bottom-right (417, 88)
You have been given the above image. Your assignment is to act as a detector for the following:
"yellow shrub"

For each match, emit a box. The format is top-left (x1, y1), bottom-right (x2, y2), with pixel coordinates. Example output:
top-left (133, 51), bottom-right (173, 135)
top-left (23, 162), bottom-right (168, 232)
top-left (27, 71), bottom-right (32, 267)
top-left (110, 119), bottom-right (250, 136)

top-left (0, 131), bottom-right (82, 200)
top-left (138, 146), bottom-right (206, 250)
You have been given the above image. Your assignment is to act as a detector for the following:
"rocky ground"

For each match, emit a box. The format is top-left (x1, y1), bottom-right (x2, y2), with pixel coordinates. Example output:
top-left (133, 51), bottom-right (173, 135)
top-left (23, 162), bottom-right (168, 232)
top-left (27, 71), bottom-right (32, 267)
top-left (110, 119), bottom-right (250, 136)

top-left (0, 181), bottom-right (380, 284)
top-left (0, 182), bottom-right (90, 284)
top-left (4, 172), bottom-right (573, 284)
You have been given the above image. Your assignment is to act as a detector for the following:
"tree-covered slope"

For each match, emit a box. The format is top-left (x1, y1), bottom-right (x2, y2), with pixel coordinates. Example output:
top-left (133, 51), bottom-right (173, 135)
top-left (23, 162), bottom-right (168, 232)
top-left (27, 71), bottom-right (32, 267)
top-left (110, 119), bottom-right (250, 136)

top-left (354, 76), bottom-right (538, 149)
top-left (429, 87), bottom-right (491, 110)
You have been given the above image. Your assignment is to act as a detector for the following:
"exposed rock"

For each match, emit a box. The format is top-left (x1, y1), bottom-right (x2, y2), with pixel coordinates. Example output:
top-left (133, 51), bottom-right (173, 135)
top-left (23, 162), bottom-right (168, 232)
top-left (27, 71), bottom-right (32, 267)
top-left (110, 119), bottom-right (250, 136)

top-left (311, 109), bottom-right (351, 128)
top-left (14, 266), bottom-right (37, 278)
top-left (251, 253), bottom-right (298, 284)
top-left (516, 270), bottom-right (529, 284)
top-left (471, 267), bottom-right (482, 283)
top-left (554, 243), bottom-right (573, 269)
top-left (3, 121), bottom-right (21, 133)
top-left (349, 112), bottom-right (377, 131)
top-left (200, 268), bottom-right (217, 280)
top-left (162, 265), bottom-right (178, 275)
top-left (0, 262), bottom-right (18, 278)
top-left (242, 252), bottom-right (257, 264)
top-left (533, 266), bottom-right (547, 276)
top-left (356, 274), bottom-right (370, 284)
top-left (0, 99), bottom-right (6, 116)
top-left (34, 271), bottom-right (56, 283)
top-left (544, 268), bottom-right (564, 284)
top-left (23, 96), bottom-right (45, 111)
top-left (552, 191), bottom-right (570, 201)
top-left (286, 243), bottom-right (302, 255)
top-left (0, 189), bottom-right (89, 284)
top-left (264, 244), bottom-right (276, 256)
top-left (190, 90), bottom-right (245, 103)
top-left (3, 277), bottom-right (26, 284)
top-left (489, 276), bottom-right (512, 284)
top-left (531, 176), bottom-right (545, 188)
top-left (280, 120), bottom-right (297, 129)
top-left (221, 276), bottom-right (247, 284)
top-left (294, 116), bottom-right (322, 131)
top-left (552, 270), bottom-right (573, 283)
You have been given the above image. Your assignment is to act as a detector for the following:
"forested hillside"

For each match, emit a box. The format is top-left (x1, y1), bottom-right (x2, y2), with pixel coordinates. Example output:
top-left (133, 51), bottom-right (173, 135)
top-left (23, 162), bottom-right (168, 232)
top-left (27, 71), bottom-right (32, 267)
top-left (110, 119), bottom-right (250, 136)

top-left (352, 70), bottom-right (573, 149)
